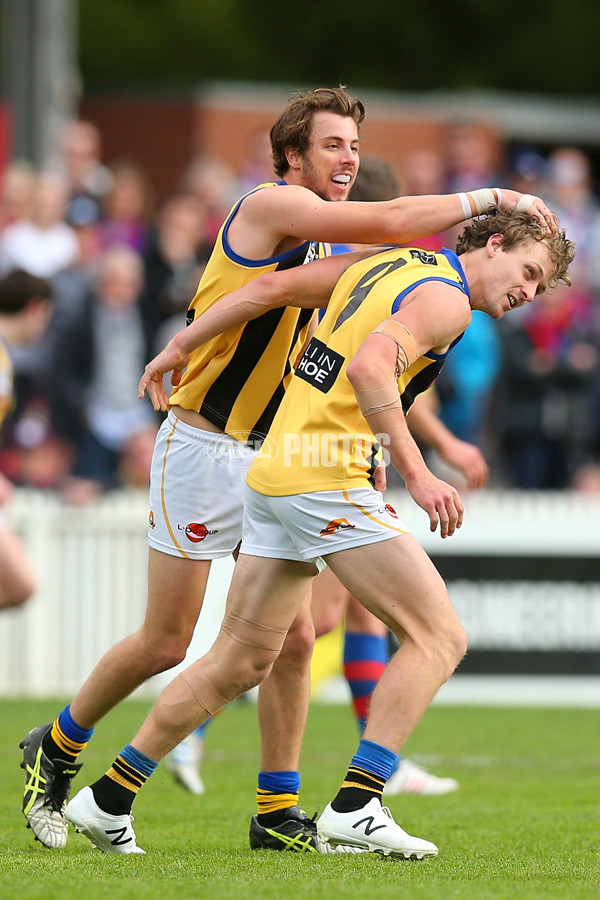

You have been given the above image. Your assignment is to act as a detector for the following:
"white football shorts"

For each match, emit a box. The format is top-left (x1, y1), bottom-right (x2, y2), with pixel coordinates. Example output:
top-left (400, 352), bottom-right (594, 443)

top-left (240, 484), bottom-right (410, 569)
top-left (148, 410), bottom-right (256, 560)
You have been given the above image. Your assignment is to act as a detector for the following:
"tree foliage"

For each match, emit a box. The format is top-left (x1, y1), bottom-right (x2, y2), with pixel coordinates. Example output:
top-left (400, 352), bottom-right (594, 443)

top-left (79, 0), bottom-right (600, 98)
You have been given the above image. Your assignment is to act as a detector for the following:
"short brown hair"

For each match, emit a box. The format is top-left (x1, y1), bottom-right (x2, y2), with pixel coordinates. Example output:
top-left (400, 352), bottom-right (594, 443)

top-left (0, 269), bottom-right (53, 315)
top-left (349, 156), bottom-right (399, 202)
top-left (456, 207), bottom-right (575, 291)
top-left (270, 86), bottom-right (365, 178)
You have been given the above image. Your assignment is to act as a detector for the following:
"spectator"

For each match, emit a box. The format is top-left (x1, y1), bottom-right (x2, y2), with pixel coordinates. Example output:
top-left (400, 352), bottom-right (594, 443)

top-left (508, 145), bottom-right (548, 199)
top-left (52, 245), bottom-right (157, 503)
top-left (98, 160), bottom-right (154, 254)
top-left (0, 170), bottom-right (78, 277)
top-left (238, 127), bottom-right (275, 193)
top-left (495, 282), bottom-right (600, 489)
top-left (140, 191), bottom-right (212, 357)
top-left (435, 121), bottom-right (505, 450)
top-left (399, 148), bottom-right (449, 252)
top-left (0, 172), bottom-right (82, 471)
top-left (60, 120), bottom-right (113, 228)
top-left (444, 119), bottom-right (505, 193)
top-left (545, 147), bottom-right (600, 296)
top-left (180, 154), bottom-right (241, 244)
top-left (0, 160), bottom-right (36, 232)
top-left (0, 269), bottom-right (53, 608)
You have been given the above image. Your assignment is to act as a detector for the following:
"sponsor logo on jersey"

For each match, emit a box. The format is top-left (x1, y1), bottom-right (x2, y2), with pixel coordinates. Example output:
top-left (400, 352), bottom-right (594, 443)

top-left (410, 249), bottom-right (438, 265)
top-left (295, 337), bottom-right (344, 393)
top-left (178, 522), bottom-right (219, 543)
top-left (319, 518), bottom-right (356, 536)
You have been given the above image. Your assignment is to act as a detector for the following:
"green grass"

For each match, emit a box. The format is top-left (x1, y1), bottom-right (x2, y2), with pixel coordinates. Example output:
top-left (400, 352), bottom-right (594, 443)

top-left (0, 698), bottom-right (598, 899)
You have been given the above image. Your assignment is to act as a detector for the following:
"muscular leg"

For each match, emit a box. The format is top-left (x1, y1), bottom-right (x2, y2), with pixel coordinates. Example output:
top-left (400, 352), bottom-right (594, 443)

top-left (20, 548), bottom-right (213, 850)
top-left (343, 585), bottom-right (460, 796)
top-left (70, 549), bottom-right (212, 728)
top-left (325, 535), bottom-right (467, 753)
top-left (132, 553), bottom-right (315, 761)
top-left (64, 554), bottom-right (324, 855)
top-left (314, 536), bottom-right (465, 856)
top-left (257, 589), bottom-right (314, 773)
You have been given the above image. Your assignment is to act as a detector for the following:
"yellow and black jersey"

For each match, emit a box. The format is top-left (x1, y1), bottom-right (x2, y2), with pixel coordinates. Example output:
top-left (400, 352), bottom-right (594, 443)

top-left (0, 335), bottom-right (14, 435)
top-left (169, 181), bottom-right (328, 443)
top-left (247, 246), bottom-right (469, 496)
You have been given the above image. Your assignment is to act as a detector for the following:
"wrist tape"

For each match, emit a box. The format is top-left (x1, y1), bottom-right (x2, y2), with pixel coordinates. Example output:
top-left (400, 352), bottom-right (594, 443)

top-left (458, 188), bottom-right (503, 218)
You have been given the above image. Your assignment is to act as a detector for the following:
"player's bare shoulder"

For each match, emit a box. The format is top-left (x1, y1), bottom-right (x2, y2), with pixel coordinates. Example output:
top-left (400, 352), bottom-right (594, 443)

top-left (227, 182), bottom-right (314, 259)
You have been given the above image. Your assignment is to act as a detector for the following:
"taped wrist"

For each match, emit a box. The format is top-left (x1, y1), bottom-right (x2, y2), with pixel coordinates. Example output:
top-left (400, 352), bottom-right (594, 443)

top-left (515, 193), bottom-right (536, 213)
top-left (458, 188), bottom-right (502, 218)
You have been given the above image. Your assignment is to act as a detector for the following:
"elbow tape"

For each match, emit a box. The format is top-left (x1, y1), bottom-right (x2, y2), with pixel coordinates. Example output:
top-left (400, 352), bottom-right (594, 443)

top-left (373, 318), bottom-right (418, 376)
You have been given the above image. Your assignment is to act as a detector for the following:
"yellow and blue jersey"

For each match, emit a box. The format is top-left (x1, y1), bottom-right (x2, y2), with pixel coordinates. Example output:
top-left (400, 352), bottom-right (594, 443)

top-left (247, 246), bottom-right (469, 495)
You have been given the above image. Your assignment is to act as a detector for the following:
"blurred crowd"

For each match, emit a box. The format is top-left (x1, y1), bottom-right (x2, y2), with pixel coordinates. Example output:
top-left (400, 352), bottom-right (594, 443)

top-left (0, 117), bottom-right (599, 503)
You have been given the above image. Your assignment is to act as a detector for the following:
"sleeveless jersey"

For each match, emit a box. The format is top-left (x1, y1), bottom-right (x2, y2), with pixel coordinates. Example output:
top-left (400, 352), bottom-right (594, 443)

top-left (169, 182), bottom-right (327, 443)
top-left (246, 246), bottom-right (469, 495)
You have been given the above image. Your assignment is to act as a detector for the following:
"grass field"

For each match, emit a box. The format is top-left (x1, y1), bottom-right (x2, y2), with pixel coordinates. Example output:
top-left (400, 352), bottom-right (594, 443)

top-left (0, 697), bottom-right (598, 900)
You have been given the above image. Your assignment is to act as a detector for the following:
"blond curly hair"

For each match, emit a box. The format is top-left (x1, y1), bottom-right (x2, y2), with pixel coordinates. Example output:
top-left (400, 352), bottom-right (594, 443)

top-left (456, 207), bottom-right (575, 290)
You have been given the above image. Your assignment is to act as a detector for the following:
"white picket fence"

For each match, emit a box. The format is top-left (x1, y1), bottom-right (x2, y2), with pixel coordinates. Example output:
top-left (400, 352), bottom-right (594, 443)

top-left (1, 486), bottom-right (599, 697)
top-left (0, 488), bottom-right (233, 697)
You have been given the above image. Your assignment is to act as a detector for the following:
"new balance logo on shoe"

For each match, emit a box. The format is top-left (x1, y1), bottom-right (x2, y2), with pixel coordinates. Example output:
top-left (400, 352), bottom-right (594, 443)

top-left (352, 814), bottom-right (387, 836)
top-left (106, 826), bottom-right (133, 847)
top-left (316, 799), bottom-right (439, 859)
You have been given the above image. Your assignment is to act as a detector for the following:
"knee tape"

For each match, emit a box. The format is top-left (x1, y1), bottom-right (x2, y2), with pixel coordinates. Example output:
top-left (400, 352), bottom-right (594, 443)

top-left (176, 670), bottom-right (228, 718)
top-left (221, 612), bottom-right (287, 653)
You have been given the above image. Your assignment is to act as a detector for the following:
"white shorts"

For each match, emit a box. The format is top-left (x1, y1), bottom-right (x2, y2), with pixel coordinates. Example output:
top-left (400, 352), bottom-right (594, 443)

top-left (148, 411), bottom-right (256, 560)
top-left (240, 485), bottom-right (410, 569)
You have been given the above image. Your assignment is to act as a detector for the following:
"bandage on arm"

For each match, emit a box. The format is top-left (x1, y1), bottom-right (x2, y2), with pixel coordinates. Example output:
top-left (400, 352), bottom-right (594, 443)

top-left (457, 188), bottom-right (503, 218)
top-left (355, 319), bottom-right (418, 418)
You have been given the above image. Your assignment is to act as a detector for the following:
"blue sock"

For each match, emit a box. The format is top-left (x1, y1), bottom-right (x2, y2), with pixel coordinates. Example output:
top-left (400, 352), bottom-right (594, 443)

top-left (257, 770), bottom-right (301, 821)
top-left (58, 705), bottom-right (94, 744)
top-left (43, 704), bottom-right (94, 761)
top-left (120, 743), bottom-right (159, 779)
top-left (258, 770), bottom-right (300, 795)
top-left (332, 738), bottom-right (398, 812)
top-left (351, 738), bottom-right (398, 783)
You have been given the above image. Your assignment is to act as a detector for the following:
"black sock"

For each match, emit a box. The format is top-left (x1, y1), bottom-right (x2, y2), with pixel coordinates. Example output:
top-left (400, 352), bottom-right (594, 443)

top-left (257, 806), bottom-right (298, 827)
top-left (331, 786), bottom-right (380, 813)
top-left (331, 763), bottom-right (384, 813)
top-left (42, 732), bottom-right (78, 765)
top-left (91, 775), bottom-right (135, 817)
